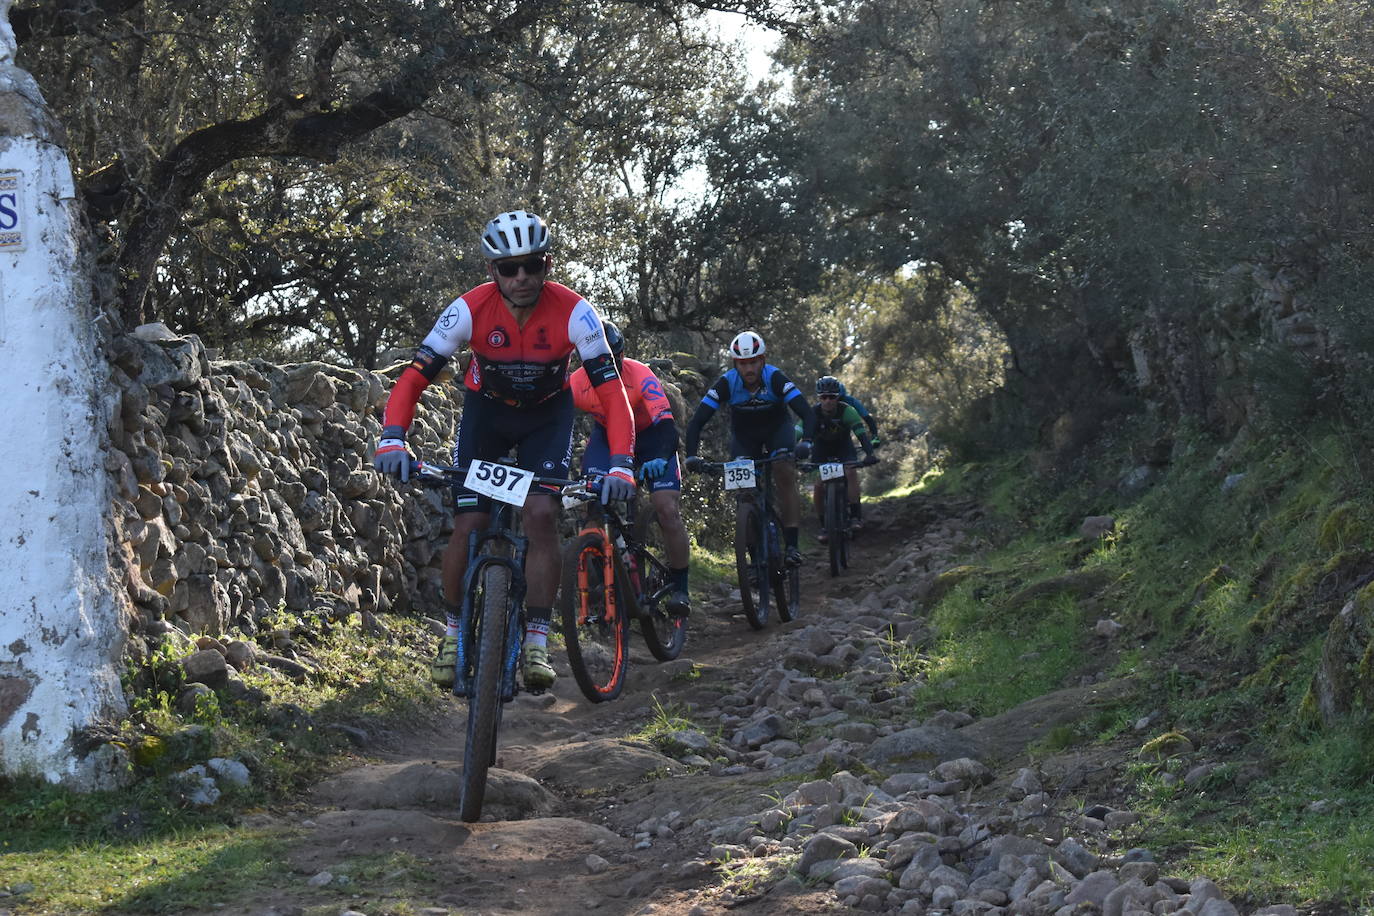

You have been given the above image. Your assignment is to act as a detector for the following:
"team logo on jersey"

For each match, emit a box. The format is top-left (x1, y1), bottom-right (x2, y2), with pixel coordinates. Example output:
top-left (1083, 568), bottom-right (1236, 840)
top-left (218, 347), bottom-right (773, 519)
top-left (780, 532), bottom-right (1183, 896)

top-left (438, 305), bottom-right (461, 331)
top-left (534, 326), bottom-right (552, 350)
top-left (487, 327), bottom-right (509, 348)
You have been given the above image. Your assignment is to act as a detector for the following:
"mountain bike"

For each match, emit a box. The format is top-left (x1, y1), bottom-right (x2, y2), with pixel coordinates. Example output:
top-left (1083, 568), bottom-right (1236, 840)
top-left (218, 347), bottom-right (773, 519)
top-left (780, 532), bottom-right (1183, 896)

top-left (412, 457), bottom-right (580, 822)
top-left (692, 450), bottom-right (798, 629)
top-left (559, 481), bottom-right (686, 703)
top-left (802, 456), bottom-right (877, 577)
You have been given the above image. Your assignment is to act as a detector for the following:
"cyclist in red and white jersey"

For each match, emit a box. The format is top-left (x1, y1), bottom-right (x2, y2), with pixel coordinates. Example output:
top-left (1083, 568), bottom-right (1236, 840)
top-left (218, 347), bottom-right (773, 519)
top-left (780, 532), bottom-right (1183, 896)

top-left (373, 210), bottom-right (635, 690)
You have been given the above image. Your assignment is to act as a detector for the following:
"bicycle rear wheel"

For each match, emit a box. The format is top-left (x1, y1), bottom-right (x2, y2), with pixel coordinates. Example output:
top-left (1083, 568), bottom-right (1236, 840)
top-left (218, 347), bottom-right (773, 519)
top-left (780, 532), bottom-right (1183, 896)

top-left (461, 560), bottom-right (511, 822)
top-left (735, 501), bottom-right (769, 630)
top-left (769, 513), bottom-right (797, 623)
top-left (635, 509), bottom-right (686, 661)
top-left (825, 481), bottom-right (846, 577)
top-left (560, 530), bottom-right (629, 703)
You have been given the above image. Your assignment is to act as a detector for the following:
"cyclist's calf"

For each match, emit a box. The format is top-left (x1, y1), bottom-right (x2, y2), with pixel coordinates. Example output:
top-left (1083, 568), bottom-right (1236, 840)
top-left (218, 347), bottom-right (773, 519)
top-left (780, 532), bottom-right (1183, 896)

top-left (522, 492), bottom-right (562, 607)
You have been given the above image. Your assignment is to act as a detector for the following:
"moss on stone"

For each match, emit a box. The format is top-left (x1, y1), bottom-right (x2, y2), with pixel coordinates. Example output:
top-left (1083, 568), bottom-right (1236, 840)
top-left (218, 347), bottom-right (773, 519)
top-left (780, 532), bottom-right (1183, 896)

top-left (1247, 563), bottom-right (1317, 635)
top-left (924, 565), bottom-right (987, 607)
top-left (1318, 502), bottom-right (1371, 553)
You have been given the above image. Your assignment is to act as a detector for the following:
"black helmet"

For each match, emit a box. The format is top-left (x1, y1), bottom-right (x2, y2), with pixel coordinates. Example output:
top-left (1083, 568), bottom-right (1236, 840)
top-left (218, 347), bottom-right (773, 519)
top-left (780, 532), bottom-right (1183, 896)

top-left (816, 375), bottom-right (842, 396)
top-left (603, 320), bottom-right (625, 359)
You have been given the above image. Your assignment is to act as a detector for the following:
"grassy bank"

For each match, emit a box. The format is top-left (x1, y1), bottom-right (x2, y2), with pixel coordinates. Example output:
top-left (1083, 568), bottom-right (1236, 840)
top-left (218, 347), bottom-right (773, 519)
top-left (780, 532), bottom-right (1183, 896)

top-left (908, 421), bottom-right (1374, 908)
top-left (0, 613), bottom-right (447, 913)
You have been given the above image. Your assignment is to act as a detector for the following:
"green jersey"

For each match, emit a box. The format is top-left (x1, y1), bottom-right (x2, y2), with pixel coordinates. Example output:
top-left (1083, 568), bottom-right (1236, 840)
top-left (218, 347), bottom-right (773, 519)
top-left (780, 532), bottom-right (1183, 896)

top-left (805, 403), bottom-right (866, 444)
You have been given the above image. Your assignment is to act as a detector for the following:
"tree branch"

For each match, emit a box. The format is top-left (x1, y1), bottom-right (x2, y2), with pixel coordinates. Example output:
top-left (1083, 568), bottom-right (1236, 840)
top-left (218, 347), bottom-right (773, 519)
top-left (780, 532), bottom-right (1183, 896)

top-left (10, 0), bottom-right (142, 44)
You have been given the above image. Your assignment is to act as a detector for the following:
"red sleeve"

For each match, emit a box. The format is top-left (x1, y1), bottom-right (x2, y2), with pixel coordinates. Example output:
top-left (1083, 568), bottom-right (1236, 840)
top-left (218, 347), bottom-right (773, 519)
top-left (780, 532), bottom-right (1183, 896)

top-left (381, 366), bottom-right (431, 429)
top-left (627, 360), bottom-right (673, 425)
top-left (569, 367), bottom-right (601, 417)
top-left (586, 358), bottom-right (635, 455)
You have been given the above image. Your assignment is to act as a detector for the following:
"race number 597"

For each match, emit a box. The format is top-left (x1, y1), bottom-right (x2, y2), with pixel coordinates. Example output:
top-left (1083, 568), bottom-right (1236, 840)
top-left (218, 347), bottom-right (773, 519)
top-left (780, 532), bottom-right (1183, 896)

top-left (465, 460), bottom-right (535, 505)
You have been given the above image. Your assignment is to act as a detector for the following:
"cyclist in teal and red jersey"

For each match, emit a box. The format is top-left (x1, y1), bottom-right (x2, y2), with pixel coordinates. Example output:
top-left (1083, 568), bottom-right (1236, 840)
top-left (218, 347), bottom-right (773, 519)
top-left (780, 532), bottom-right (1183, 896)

top-left (833, 380), bottom-right (880, 529)
top-left (372, 210), bottom-right (635, 691)
top-left (811, 375), bottom-right (877, 540)
top-left (570, 320), bottom-right (692, 616)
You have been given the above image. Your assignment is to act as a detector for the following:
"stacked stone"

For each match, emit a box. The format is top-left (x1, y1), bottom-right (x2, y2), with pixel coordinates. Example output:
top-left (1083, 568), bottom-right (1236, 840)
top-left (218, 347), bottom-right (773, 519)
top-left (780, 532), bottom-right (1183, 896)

top-left (106, 325), bottom-right (461, 659)
top-left (104, 326), bottom-right (699, 663)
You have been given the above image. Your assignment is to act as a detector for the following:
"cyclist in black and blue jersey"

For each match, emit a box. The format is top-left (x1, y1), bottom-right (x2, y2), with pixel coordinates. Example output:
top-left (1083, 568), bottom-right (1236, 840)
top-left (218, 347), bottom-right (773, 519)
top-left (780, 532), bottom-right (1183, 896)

top-left (684, 331), bottom-right (815, 568)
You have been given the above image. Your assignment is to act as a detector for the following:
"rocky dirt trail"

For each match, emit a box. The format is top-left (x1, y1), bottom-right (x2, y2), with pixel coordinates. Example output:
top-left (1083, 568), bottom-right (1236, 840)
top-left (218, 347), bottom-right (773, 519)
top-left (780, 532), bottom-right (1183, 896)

top-left (221, 491), bottom-right (1290, 916)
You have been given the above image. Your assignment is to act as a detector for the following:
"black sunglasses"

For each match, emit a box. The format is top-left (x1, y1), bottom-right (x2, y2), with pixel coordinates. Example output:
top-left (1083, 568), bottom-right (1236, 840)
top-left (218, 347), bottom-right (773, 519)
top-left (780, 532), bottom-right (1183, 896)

top-left (819, 394), bottom-right (839, 400)
top-left (494, 256), bottom-right (548, 278)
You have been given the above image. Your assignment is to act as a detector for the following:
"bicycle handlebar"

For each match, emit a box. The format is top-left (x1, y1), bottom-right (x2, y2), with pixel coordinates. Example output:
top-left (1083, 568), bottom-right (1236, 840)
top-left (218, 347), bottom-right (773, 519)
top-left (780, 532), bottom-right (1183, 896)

top-left (409, 460), bottom-right (581, 490)
top-left (687, 450), bottom-right (797, 476)
top-left (798, 456), bottom-right (878, 472)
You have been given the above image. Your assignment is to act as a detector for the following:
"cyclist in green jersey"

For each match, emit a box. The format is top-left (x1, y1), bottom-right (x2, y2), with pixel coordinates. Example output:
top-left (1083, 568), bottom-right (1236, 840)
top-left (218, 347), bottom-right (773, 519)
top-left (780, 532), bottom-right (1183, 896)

top-left (809, 376), bottom-right (877, 539)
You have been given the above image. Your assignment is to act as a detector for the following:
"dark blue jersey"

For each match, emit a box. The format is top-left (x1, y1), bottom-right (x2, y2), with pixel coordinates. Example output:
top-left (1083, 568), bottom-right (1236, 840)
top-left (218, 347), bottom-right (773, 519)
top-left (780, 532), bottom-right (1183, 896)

top-left (685, 364), bottom-right (813, 455)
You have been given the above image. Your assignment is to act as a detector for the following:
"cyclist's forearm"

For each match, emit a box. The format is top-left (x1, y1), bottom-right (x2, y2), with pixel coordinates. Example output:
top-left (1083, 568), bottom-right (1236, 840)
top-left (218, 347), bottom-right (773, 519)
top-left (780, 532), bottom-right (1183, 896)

top-left (684, 402), bottom-right (716, 455)
top-left (638, 417), bottom-right (678, 458)
top-left (789, 396), bottom-right (816, 440)
top-left (381, 346), bottom-right (449, 430)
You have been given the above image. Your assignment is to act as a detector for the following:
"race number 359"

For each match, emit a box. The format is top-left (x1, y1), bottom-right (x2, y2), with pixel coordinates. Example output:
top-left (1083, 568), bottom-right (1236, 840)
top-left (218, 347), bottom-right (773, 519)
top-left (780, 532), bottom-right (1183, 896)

top-left (723, 458), bottom-right (756, 491)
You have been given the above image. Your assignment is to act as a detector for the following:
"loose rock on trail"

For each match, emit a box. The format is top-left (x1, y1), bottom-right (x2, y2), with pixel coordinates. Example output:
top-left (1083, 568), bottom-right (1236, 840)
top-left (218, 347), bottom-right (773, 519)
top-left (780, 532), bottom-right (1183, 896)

top-left (223, 492), bottom-right (1287, 916)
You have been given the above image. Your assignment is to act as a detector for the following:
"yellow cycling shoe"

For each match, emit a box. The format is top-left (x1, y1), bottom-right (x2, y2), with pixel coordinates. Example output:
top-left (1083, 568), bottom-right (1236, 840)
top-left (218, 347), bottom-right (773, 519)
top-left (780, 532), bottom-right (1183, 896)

top-left (430, 635), bottom-right (459, 688)
top-left (522, 643), bottom-right (557, 690)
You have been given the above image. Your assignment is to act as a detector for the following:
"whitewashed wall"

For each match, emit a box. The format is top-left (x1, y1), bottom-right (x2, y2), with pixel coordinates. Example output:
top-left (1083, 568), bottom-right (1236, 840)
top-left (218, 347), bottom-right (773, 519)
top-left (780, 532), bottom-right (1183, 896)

top-left (0, 0), bottom-right (128, 789)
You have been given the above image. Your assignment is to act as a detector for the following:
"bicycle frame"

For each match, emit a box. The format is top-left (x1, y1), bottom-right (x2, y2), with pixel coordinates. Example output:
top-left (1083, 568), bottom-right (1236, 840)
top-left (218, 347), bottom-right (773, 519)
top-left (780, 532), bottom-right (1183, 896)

top-left (568, 488), bottom-right (673, 624)
top-left (695, 450), bottom-right (795, 627)
top-left (414, 460), bottom-right (577, 700)
top-left (452, 501), bottom-right (529, 701)
top-left (731, 452), bottom-right (790, 566)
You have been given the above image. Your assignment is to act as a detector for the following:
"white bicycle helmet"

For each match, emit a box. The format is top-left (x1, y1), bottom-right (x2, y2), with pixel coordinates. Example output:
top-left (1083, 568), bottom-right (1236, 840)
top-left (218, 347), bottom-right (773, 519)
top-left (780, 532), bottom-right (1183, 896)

top-left (729, 330), bottom-right (766, 359)
top-left (480, 210), bottom-right (552, 259)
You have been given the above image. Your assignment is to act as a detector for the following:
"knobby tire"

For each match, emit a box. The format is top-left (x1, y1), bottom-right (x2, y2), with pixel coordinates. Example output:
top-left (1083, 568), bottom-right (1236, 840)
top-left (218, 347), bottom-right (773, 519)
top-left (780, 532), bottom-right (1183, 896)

top-left (560, 531), bottom-right (629, 703)
top-left (460, 561), bottom-right (512, 822)
top-left (635, 508), bottom-right (686, 661)
top-left (735, 500), bottom-right (769, 629)
top-left (825, 481), bottom-right (845, 577)
top-left (771, 511), bottom-right (796, 623)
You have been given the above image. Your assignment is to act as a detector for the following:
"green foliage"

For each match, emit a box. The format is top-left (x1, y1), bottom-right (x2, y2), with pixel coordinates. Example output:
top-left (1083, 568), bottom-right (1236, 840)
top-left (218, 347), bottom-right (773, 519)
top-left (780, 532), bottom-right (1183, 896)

top-left (627, 696), bottom-right (706, 753)
top-left (915, 416), bottom-right (1374, 909)
top-left (920, 583), bottom-right (1086, 718)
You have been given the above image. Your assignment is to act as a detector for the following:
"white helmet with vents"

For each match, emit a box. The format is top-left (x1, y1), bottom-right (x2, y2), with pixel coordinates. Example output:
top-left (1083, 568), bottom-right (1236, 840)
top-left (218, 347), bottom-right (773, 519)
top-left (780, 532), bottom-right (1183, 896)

top-left (480, 210), bottom-right (552, 259)
top-left (729, 330), bottom-right (766, 359)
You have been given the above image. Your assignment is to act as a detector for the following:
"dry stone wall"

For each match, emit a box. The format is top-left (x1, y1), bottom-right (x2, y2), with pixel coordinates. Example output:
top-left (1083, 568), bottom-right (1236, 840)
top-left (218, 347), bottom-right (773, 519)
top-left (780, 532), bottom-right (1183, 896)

top-left (107, 325), bottom-right (464, 664)
top-left (106, 326), bottom-right (703, 666)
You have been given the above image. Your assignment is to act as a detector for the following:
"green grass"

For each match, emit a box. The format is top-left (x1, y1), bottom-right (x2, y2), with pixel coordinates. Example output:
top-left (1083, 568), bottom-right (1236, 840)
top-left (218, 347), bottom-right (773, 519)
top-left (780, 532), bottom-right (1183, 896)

top-left (915, 582), bottom-right (1087, 719)
top-left (0, 823), bottom-right (296, 913)
top-left (626, 696), bottom-right (710, 754)
top-left (907, 420), bottom-right (1374, 909)
top-left (0, 611), bottom-right (450, 914)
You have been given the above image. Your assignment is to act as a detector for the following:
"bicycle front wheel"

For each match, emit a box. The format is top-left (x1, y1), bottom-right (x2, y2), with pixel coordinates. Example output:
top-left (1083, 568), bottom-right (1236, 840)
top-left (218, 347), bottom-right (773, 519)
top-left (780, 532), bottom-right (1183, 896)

top-left (825, 481), bottom-right (846, 577)
top-left (779, 558), bottom-right (799, 622)
top-left (461, 561), bottom-right (512, 822)
top-left (560, 530), bottom-right (629, 703)
top-left (635, 508), bottom-right (686, 661)
top-left (735, 501), bottom-right (769, 630)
